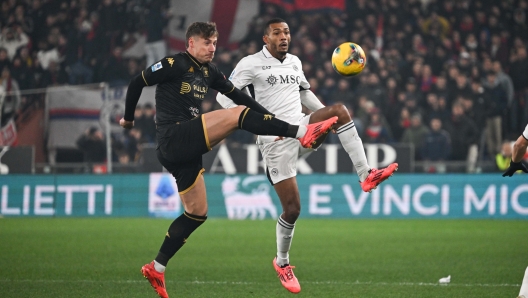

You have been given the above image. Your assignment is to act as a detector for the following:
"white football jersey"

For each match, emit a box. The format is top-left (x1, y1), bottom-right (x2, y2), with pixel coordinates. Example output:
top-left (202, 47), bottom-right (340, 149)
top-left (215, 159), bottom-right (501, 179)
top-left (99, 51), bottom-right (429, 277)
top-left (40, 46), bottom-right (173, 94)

top-left (217, 45), bottom-right (310, 125)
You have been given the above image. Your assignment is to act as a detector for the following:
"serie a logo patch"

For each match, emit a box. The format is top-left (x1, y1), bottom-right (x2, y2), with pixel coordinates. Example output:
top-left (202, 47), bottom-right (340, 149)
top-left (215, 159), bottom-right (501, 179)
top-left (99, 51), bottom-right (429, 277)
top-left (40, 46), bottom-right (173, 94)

top-left (151, 62), bottom-right (163, 72)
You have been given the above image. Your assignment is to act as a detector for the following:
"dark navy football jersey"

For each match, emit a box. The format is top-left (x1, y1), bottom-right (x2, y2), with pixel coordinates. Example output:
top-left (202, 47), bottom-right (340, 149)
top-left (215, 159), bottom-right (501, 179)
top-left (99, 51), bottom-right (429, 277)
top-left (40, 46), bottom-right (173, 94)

top-left (141, 51), bottom-right (234, 125)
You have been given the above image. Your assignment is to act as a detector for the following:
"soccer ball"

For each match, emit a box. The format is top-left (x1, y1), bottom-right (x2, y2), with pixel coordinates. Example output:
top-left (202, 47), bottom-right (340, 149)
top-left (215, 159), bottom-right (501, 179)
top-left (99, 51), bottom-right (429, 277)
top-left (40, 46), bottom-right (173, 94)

top-left (331, 42), bottom-right (367, 76)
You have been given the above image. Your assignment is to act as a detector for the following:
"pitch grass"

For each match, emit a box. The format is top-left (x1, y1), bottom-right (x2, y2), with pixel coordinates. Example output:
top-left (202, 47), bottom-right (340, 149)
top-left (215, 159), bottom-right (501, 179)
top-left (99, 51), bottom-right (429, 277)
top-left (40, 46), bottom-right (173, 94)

top-left (0, 218), bottom-right (526, 297)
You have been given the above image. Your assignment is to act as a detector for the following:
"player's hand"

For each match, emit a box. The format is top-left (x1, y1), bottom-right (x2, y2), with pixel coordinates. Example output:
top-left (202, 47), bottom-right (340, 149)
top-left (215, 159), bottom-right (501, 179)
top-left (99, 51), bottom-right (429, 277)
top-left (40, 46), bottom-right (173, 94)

top-left (119, 118), bottom-right (134, 129)
top-left (502, 160), bottom-right (528, 177)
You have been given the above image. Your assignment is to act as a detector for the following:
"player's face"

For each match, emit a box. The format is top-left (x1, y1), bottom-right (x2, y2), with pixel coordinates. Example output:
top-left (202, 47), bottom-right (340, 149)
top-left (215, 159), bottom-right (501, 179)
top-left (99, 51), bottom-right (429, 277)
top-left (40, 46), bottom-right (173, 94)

top-left (189, 35), bottom-right (217, 63)
top-left (264, 22), bottom-right (290, 58)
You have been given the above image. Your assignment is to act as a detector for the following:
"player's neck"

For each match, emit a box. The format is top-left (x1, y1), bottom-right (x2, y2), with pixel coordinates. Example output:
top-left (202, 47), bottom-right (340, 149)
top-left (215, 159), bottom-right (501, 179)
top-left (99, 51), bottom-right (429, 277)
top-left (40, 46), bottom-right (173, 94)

top-left (185, 50), bottom-right (205, 66)
top-left (266, 46), bottom-right (286, 62)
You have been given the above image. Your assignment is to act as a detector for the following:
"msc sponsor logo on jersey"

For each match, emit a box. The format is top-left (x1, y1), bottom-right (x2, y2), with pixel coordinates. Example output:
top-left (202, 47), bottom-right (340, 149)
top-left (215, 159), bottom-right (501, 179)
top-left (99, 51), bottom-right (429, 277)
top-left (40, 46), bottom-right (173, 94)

top-left (180, 82), bottom-right (191, 94)
top-left (151, 62), bottom-right (163, 72)
top-left (266, 74), bottom-right (278, 86)
top-left (265, 74), bottom-right (301, 86)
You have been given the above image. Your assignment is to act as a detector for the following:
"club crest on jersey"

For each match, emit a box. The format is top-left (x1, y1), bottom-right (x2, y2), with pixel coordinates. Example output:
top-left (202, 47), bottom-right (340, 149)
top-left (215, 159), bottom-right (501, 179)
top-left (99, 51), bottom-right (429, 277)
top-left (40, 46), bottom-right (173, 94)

top-left (151, 62), bottom-right (163, 72)
top-left (266, 74), bottom-right (278, 86)
top-left (203, 67), bottom-right (209, 77)
top-left (292, 65), bottom-right (299, 71)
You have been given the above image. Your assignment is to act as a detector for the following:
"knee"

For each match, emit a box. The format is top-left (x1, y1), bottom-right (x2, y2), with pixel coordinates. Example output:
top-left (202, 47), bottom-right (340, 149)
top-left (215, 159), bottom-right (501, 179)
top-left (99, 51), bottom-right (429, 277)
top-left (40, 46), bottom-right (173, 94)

top-left (282, 201), bottom-right (301, 222)
top-left (331, 104), bottom-right (351, 123)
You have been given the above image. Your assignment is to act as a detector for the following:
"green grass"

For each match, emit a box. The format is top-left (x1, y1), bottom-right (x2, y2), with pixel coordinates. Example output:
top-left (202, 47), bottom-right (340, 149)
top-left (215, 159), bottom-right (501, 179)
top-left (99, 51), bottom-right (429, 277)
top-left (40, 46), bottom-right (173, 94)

top-left (0, 218), bottom-right (526, 297)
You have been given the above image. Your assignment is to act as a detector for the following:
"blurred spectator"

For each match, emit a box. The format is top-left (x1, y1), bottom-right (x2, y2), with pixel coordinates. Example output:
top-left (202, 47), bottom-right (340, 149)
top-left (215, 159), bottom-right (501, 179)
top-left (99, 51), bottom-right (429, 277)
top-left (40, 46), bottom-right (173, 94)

top-left (444, 103), bottom-right (479, 161)
top-left (102, 46), bottom-right (128, 86)
top-left (40, 61), bottom-right (68, 87)
top-left (0, 27), bottom-right (29, 60)
top-left (401, 113), bottom-right (429, 160)
top-left (36, 38), bottom-right (61, 70)
top-left (144, 0), bottom-right (170, 67)
top-left (329, 79), bottom-right (355, 107)
top-left (483, 71), bottom-right (508, 156)
top-left (364, 109), bottom-right (392, 143)
top-left (76, 127), bottom-right (106, 163)
top-left (0, 48), bottom-right (11, 71)
top-left (140, 103), bottom-right (156, 144)
top-left (0, 66), bottom-right (20, 126)
top-left (495, 141), bottom-right (512, 171)
top-left (422, 118), bottom-right (451, 173)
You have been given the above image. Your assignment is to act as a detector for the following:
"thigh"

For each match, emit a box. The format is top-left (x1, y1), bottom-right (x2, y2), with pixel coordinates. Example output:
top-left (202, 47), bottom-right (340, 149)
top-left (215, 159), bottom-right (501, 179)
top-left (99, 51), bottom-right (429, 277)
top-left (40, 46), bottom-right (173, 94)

top-left (158, 116), bottom-right (210, 163)
top-left (157, 150), bottom-right (205, 194)
top-left (202, 106), bottom-right (244, 147)
top-left (261, 138), bottom-right (302, 185)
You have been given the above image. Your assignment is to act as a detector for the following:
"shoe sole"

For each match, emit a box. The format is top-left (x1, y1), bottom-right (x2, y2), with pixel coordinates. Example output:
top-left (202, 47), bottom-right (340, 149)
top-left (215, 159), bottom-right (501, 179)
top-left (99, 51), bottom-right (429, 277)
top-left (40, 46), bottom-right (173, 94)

top-left (141, 268), bottom-right (167, 298)
top-left (367, 166), bottom-right (399, 193)
top-left (304, 117), bottom-right (338, 149)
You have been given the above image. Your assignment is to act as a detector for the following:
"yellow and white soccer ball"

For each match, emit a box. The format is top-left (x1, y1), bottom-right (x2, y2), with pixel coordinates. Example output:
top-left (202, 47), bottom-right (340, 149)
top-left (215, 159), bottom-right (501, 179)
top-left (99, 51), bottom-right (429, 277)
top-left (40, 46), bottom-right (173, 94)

top-left (331, 42), bottom-right (367, 76)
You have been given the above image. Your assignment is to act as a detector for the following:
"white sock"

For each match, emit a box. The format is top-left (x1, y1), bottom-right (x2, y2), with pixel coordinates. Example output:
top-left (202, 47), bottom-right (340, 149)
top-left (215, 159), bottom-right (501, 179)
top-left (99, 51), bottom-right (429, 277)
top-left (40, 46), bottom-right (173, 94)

top-left (153, 260), bottom-right (166, 273)
top-left (520, 266), bottom-right (528, 297)
top-left (295, 125), bottom-right (307, 138)
top-left (276, 216), bottom-right (295, 266)
top-left (337, 121), bottom-right (370, 181)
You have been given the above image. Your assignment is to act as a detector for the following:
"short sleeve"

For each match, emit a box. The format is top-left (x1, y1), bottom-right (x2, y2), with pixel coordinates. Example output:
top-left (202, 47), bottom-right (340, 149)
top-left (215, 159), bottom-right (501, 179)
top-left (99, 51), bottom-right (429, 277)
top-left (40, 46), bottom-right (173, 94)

top-left (227, 57), bottom-right (255, 89)
top-left (295, 57), bottom-right (310, 90)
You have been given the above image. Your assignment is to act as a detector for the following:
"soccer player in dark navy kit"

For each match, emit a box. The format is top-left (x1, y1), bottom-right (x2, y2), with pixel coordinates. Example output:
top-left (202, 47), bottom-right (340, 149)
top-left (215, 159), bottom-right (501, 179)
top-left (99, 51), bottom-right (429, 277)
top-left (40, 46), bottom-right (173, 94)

top-left (119, 22), bottom-right (337, 298)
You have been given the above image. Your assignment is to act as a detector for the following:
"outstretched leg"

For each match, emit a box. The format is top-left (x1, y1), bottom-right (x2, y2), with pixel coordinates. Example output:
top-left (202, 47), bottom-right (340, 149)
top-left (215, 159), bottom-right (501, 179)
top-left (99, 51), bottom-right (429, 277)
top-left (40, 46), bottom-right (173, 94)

top-left (309, 104), bottom-right (398, 192)
top-left (203, 106), bottom-right (336, 148)
top-left (309, 104), bottom-right (370, 180)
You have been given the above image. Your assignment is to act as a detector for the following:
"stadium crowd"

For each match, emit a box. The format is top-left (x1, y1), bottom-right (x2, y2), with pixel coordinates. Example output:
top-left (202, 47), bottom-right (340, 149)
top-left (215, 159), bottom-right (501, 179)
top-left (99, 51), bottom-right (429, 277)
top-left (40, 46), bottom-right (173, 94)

top-left (0, 0), bottom-right (527, 169)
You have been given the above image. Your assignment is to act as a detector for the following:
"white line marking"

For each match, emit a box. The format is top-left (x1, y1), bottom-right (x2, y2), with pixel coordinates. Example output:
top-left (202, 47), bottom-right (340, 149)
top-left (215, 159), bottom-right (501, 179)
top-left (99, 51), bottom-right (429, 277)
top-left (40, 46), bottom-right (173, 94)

top-left (0, 279), bottom-right (520, 287)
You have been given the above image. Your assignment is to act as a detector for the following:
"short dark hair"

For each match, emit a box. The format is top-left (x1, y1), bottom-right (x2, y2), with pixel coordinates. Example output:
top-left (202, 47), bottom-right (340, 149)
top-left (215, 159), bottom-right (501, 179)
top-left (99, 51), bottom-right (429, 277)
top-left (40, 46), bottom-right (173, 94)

top-left (185, 22), bottom-right (218, 47)
top-left (264, 18), bottom-right (287, 35)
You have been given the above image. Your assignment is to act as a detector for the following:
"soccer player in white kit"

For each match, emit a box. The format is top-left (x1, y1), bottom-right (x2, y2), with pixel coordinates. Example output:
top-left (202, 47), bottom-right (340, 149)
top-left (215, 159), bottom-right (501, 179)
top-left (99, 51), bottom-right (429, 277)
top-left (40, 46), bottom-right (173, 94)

top-left (502, 125), bottom-right (528, 298)
top-left (217, 18), bottom-right (398, 293)
top-left (502, 124), bottom-right (528, 177)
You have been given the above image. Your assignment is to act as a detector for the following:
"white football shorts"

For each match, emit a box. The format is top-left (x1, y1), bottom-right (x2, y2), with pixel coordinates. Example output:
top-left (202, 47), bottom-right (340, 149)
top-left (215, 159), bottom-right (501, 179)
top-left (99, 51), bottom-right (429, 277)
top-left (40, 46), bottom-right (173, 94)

top-left (258, 114), bottom-right (313, 184)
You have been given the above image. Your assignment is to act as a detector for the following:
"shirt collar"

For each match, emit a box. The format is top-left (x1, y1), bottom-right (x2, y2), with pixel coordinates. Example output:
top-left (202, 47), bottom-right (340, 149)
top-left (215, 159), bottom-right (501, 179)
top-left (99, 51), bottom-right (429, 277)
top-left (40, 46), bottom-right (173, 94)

top-left (262, 45), bottom-right (289, 61)
top-left (185, 51), bottom-right (204, 69)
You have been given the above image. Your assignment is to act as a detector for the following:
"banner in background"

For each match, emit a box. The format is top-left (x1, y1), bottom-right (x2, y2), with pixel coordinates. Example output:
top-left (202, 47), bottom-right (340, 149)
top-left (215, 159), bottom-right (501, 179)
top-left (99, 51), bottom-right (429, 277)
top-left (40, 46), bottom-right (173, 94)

top-left (148, 173), bottom-right (181, 218)
top-left (262, 0), bottom-right (345, 11)
top-left (201, 143), bottom-right (413, 173)
top-left (168, 0), bottom-right (259, 51)
top-left (45, 86), bottom-right (155, 149)
top-left (1, 174), bottom-right (527, 219)
top-left (0, 119), bottom-right (17, 146)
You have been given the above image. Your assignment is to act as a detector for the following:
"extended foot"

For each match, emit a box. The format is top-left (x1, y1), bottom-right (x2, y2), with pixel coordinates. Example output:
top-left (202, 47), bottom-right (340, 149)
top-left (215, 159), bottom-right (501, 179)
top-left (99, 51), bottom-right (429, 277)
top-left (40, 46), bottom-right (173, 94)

top-left (360, 163), bottom-right (399, 192)
top-left (273, 257), bottom-right (301, 294)
top-left (141, 262), bottom-right (169, 298)
top-left (298, 116), bottom-right (338, 148)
